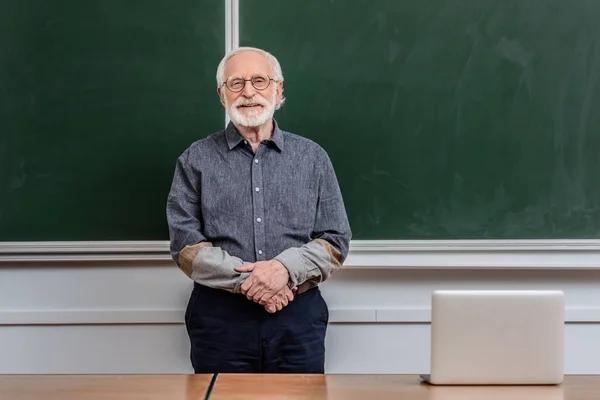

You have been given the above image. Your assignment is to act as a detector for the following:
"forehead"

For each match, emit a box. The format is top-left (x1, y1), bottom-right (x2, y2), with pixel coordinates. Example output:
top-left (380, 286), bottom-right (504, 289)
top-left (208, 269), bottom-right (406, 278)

top-left (224, 51), bottom-right (273, 79)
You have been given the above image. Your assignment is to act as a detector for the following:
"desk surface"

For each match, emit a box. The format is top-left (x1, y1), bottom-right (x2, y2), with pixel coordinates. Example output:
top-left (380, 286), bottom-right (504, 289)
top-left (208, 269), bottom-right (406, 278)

top-left (0, 374), bottom-right (597, 400)
top-left (211, 374), bottom-right (596, 400)
top-left (0, 374), bottom-right (214, 400)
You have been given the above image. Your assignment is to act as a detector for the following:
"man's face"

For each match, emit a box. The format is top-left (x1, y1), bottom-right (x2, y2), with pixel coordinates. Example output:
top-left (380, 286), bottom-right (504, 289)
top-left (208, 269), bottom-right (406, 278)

top-left (218, 51), bottom-right (283, 128)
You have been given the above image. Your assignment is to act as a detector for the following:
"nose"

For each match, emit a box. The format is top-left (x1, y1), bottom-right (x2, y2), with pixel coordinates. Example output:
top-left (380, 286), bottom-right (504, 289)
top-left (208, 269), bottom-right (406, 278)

top-left (241, 80), bottom-right (257, 97)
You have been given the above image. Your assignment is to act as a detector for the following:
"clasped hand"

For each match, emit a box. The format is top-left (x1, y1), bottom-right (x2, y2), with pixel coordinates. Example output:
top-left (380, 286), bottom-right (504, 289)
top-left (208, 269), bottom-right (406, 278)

top-left (234, 260), bottom-right (295, 313)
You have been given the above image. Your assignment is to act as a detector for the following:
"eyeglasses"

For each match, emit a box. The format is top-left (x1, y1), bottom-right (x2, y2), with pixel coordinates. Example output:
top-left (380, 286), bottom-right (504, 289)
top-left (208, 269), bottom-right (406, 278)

top-left (222, 74), bottom-right (276, 92)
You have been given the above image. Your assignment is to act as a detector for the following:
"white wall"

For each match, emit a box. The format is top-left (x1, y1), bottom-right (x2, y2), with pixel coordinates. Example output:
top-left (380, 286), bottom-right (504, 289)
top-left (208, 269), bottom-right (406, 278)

top-left (1, 241), bottom-right (600, 374)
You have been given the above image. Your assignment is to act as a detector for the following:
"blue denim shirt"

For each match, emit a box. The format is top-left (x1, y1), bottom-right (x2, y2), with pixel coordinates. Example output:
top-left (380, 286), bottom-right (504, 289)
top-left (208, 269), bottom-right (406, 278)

top-left (166, 120), bottom-right (351, 293)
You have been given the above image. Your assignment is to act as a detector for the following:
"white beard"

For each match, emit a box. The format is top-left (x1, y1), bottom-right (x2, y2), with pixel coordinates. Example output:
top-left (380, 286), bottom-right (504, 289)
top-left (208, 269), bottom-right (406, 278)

top-left (226, 90), bottom-right (277, 127)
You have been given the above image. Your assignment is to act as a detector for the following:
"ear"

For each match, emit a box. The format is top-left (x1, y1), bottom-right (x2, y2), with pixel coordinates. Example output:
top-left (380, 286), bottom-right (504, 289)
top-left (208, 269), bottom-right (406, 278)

top-left (275, 81), bottom-right (284, 107)
top-left (217, 87), bottom-right (226, 108)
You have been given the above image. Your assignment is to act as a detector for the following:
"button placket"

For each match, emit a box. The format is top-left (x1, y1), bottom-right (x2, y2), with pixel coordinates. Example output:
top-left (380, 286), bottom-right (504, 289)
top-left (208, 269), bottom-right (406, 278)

top-left (252, 153), bottom-right (267, 260)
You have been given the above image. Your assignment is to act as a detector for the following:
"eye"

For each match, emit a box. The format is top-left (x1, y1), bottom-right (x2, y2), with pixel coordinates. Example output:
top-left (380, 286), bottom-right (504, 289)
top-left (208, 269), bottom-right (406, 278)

top-left (227, 78), bottom-right (244, 91)
top-left (252, 75), bottom-right (270, 89)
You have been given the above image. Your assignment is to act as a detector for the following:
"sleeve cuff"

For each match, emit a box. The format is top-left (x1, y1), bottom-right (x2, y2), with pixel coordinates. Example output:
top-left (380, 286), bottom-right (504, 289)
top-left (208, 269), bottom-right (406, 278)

top-left (233, 272), bottom-right (251, 294)
top-left (274, 248), bottom-right (307, 287)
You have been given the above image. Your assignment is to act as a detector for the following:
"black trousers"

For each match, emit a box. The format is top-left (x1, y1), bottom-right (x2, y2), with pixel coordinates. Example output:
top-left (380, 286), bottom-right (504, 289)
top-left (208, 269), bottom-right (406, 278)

top-left (185, 282), bottom-right (329, 373)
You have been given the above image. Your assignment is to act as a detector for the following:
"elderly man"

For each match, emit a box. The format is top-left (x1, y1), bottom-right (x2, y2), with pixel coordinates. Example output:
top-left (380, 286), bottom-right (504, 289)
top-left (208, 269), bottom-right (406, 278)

top-left (166, 47), bottom-right (351, 374)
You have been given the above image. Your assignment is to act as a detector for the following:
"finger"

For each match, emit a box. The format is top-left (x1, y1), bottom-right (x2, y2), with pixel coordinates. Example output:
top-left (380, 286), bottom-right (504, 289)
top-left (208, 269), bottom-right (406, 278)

top-left (286, 290), bottom-right (294, 302)
top-left (252, 285), bottom-right (273, 302)
top-left (251, 287), bottom-right (264, 302)
top-left (240, 279), bottom-right (253, 295)
top-left (258, 291), bottom-right (276, 305)
top-left (265, 304), bottom-right (276, 313)
top-left (253, 291), bottom-right (266, 303)
top-left (257, 290), bottom-right (270, 305)
top-left (234, 264), bottom-right (255, 273)
top-left (276, 302), bottom-right (283, 312)
top-left (246, 282), bottom-right (262, 300)
top-left (256, 290), bottom-right (278, 304)
top-left (268, 294), bottom-right (282, 307)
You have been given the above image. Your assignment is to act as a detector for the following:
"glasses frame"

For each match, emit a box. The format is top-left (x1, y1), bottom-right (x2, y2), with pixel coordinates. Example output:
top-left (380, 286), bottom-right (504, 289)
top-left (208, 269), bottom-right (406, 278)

top-left (221, 74), bottom-right (278, 93)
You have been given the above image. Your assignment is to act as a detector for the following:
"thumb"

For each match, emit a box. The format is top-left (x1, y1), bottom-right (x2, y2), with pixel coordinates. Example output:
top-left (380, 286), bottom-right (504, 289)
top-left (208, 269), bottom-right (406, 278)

top-left (234, 264), bottom-right (255, 273)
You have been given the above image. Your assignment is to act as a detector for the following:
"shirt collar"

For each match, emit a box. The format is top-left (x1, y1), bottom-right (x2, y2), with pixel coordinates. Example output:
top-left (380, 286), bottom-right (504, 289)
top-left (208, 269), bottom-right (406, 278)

top-left (225, 119), bottom-right (284, 152)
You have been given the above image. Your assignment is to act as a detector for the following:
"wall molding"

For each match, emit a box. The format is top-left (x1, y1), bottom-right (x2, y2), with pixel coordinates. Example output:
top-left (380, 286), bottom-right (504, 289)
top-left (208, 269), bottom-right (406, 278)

top-left (1, 240), bottom-right (600, 269)
top-left (2, 307), bottom-right (599, 325)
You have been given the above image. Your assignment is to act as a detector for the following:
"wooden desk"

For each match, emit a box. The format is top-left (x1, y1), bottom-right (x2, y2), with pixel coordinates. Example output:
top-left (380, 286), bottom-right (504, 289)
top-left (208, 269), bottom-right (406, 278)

top-left (0, 374), bottom-right (597, 400)
top-left (210, 374), bottom-right (599, 400)
top-left (0, 374), bottom-right (214, 400)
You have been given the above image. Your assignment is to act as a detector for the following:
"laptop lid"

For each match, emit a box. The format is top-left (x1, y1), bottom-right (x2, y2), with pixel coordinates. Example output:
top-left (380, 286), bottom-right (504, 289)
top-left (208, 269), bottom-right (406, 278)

top-left (428, 290), bottom-right (564, 385)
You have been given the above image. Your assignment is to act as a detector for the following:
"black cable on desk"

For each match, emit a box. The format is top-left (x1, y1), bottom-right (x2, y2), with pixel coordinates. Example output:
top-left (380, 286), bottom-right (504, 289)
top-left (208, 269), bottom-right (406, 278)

top-left (204, 373), bottom-right (218, 400)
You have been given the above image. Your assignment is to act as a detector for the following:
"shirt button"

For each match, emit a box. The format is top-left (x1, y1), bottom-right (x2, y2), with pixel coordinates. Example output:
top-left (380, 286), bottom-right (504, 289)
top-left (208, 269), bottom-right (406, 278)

top-left (258, 250), bottom-right (263, 255)
top-left (244, 140), bottom-right (248, 144)
top-left (256, 217), bottom-right (262, 222)
top-left (254, 159), bottom-right (259, 164)
top-left (255, 187), bottom-right (260, 192)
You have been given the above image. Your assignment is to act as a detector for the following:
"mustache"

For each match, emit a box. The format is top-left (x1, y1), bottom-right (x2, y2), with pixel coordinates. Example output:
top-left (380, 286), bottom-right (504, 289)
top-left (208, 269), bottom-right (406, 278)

top-left (233, 96), bottom-right (269, 107)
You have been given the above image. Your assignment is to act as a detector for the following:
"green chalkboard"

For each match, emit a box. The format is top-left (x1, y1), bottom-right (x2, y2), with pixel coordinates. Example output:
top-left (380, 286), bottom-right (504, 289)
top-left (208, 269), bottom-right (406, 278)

top-left (2, 1), bottom-right (600, 241)
top-left (0, 0), bottom-right (224, 240)
top-left (241, 0), bottom-right (600, 239)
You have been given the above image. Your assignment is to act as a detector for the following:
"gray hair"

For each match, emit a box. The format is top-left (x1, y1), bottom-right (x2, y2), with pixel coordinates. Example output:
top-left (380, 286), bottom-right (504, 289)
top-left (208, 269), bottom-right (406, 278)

top-left (216, 47), bottom-right (285, 109)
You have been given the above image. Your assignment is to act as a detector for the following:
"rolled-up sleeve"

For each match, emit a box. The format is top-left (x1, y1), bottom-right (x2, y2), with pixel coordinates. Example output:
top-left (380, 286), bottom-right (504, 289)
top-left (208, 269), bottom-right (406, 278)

top-left (274, 152), bottom-right (352, 287)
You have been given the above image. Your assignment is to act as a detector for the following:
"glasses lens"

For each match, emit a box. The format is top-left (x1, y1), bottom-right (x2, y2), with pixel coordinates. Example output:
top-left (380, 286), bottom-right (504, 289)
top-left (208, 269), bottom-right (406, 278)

top-left (227, 78), bottom-right (244, 92)
top-left (252, 75), bottom-right (270, 90)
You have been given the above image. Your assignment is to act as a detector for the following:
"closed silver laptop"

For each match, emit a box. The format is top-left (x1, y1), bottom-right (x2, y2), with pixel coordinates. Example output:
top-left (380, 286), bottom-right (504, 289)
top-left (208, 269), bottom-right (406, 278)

top-left (420, 290), bottom-right (565, 385)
